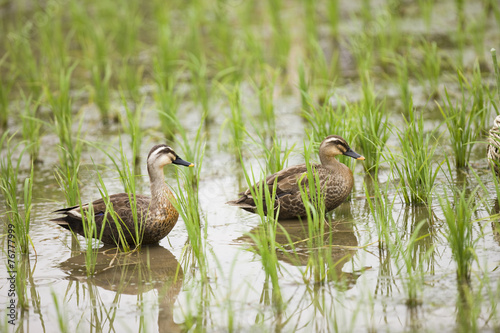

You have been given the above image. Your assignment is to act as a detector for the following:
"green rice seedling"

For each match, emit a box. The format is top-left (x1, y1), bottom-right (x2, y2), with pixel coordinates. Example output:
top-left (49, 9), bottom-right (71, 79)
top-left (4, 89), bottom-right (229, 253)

top-left (364, 171), bottom-right (396, 249)
top-left (153, 18), bottom-right (180, 85)
top-left (492, 48), bottom-right (500, 98)
top-left (327, 0), bottom-right (340, 39)
top-left (394, 54), bottom-right (411, 110)
top-left (437, 85), bottom-right (478, 169)
top-left (240, 155), bottom-right (283, 309)
top-left (302, 99), bottom-right (339, 143)
top-left (255, 134), bottom-right (295, 175)
top-left (298, 62), bottom-right (312, 113)
top-left (375, 7), bottom-right (402, 64)
top-left (171, 118), bottom-right (206, 269)
top-left (6, 35), bottom-right (42, 100)
top-left (349, 34), bottom-right (374, 77)
top-left (397, 219), bottom-right (430, 307)
top-left (75, 11), bottom-right (113, 124)
top-left (45, 64), bottom-right (84, 208)
top-left (172, 165), bottom-right (207, 278)
top-left (0, 132), bottom-right (34, 254)
top-left (489, 0), bottom-right (500, 25)
top-left (155, 75), bottom-right (180, 141)
top-left (417, 39), bottom-right (441, 96)
top-left (298, 141), bottom-right (330, 284)
top-left (45, 63), bottom-right (82, 172)
top-left (210, 2), bottom-right (235, 70)
top-left (14, 255), bottom-right (30, 314)
top-left (455, 0), bottom-right (466, 66)
top-left (119, 60), bottom-right (144, 105)
top-left (90, 61), bottom-right (112, 125)
top-left (353, 99), bottom-right (390, 174)
top-left (51, 290), bottom-right (69, 333)
top-left (79, 202), bottom-right (105, 276)
top-left (469, 62), bottom-right (490, 132)
top-left (359, 69), bottom-right (376, 112)
top-left (54, 156), bottom-right (81, 207)
top-left (267, 0), bottom-right (290, 68)
top-left (418, 0), bottom-right (434, 30)
top-left (455, 283), bottom-right (482, 333)
top-left (113, 1), bottom-right (141, 57)
top-left (36, 8), bottom-right (69, 81)
top-left (438, 184), bottom-right (481, 284)
top-left (20, 92), bottom-right (42, 163)
top-left (90, 141), bottom-right (144, 251)
top-left (220, 82), bottom-right (245, 156)
top-left (252, 67), bottom-right (277, 137)
top-left (390, 99), bottom-right (442, 206)
top-left (303, 100), bottom-right (358, 172)
top-left (120, 94), bottom-right (144, 167)
top-left (186, 53), bottom-right (211, 123)
top-left (468, 11), bottom-right (487, 62)
top-left (303, 0), bottom-right (318, 52)
top-left (0, 53), bottom-right (14, 130)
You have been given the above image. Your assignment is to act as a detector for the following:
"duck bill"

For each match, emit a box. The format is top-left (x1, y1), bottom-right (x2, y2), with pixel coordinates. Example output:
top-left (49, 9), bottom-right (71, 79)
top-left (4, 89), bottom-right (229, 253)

top-left (173, 157), bottom-right (194, 167)
top-left (344, 149), bottom-right (365, 160)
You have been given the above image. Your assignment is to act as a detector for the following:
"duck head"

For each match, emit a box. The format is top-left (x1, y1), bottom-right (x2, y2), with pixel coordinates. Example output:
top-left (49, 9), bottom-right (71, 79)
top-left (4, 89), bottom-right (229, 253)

top-left (319, 135), bottom-right (365, 164)
top-left (147, 144), bottom-right (194, 170)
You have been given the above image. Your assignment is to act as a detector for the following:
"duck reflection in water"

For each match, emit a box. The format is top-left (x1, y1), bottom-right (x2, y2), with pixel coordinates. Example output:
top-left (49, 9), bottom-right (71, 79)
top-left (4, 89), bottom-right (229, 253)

top-left (59, 245), bottom-right (182, 333)
top-left (237, 211), bottom-right (364, 289)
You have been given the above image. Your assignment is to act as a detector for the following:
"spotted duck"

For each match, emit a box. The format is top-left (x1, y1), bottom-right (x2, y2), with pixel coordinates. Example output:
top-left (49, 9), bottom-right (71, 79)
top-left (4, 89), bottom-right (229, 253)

top-left (52, 144), bottom-right (193, 246)
top-left (488, 115), bottom-right (500, 177)
top-left (227, 135), bottom-right (364, 219)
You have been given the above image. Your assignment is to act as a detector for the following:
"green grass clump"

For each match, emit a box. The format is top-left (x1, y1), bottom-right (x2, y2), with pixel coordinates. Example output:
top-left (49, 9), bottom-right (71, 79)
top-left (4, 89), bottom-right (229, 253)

top-left (0, 53), bottom-right (15, 130)
top-left (221, 82), bottom-right (245, 156)
top-left (20, 92), bottom-right (42, 163)
top-left (253, 68), bottom-right (277, 137)
top-left (0, 133), bottom-right (34, 254)
top-left (391, 100), bottom-right (442, 206)
top-left (437, 85), bottom-right (479, 169)
top-left (364, 173), bottom-right (396, 249)
top-left (298, 141), bottom-right (331, 284)
top-left (353, 98), bottom-right (390, 174)
top-left (120, 95), bottom-right (144, 167)
top-left (155, 74), bottom-right (180, 141)
top-left (438, 184), bottom-right (480, 284)
top-left (241, 156), bottom-right (283, 309)
top-left (260, 135), bottom-right (294, 176)
top-left (79, 202), bottom-right (103, 276)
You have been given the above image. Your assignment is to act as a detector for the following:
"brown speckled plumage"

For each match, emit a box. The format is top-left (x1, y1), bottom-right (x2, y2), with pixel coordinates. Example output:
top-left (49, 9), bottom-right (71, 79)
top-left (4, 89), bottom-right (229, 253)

top-left (488, 115), bottom-right (500, 177)
top-left (227, 135), bottom-right (364, 219)
top-left (52, 144), bottom-right (193, 246)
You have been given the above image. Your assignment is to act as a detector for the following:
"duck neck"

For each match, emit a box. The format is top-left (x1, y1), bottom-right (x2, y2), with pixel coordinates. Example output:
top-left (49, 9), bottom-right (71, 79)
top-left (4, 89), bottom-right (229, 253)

top-left (319, 155), bottom-right (341, 170)
top-left (148, 165), bottom-right (170, 202)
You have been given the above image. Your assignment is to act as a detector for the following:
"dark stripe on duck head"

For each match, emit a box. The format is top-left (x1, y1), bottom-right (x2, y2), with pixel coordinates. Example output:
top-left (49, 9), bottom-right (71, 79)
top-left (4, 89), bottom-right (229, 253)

top-left (323, 135), bottom-right (350, 152)
top-left (148, 144), bottom-right (175, 160)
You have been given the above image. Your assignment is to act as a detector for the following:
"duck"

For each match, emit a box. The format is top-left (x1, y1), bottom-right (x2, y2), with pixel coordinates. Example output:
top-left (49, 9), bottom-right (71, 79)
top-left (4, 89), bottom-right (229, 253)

top-left (51, 144), bottom-right (194, 246)
top-left (488, 115), bottom-right (500, 177)
top-left (227, 135), bottom-right (364, 220)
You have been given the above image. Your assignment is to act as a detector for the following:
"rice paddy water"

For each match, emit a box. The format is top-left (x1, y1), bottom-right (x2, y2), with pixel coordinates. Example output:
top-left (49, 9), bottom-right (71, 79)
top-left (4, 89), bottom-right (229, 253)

top-left (1, 0), bottom-right (500, 332)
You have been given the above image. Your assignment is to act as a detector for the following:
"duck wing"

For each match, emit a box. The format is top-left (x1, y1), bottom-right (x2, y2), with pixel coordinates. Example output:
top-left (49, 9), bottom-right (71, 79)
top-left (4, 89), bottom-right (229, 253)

top-left (227, 164), bottom-right (316, 210)
top-left (51, 193), bottom-right (151, 242)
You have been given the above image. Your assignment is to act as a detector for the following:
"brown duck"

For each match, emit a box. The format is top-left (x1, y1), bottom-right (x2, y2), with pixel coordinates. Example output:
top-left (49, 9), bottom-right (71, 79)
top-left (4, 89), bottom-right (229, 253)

top-left (488, 115), bottom-right (500, 176)
top-left (227, 135), bottom-right (364, 219)
top-left (51, 144), bottom-right (193, 246)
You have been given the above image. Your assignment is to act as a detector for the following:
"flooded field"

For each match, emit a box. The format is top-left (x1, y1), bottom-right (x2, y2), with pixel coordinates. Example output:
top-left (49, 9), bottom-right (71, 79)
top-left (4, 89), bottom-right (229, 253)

top-left (1, 0), bottom-right (500, 332)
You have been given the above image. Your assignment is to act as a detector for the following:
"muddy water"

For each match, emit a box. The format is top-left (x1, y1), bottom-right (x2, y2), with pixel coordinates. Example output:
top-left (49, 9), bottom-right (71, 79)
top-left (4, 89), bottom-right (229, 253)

top-left (1, 89), bottom-right (500, 332)
top-left (2, 3), bottom-right (500, 333)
